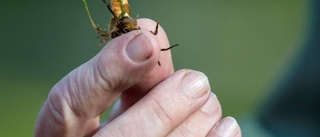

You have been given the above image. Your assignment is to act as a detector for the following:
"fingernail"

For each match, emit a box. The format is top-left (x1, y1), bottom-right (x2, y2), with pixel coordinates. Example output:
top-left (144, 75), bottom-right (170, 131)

top-left (126, 33), bottom-right (153, 62)
top-left (200, 93), bottom-right (218, 113)
top-left (215, 117), bottom-right (238, 137)
top-left (181, 70), bottom-right (209, 98)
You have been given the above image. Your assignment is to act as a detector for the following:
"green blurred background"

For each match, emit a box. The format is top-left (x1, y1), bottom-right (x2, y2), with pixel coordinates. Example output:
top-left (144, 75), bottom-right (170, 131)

top-left (0, 0), bottom-right (308, 136)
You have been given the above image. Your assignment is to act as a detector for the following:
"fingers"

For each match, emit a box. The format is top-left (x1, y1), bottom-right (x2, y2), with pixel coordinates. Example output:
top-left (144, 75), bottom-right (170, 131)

top-left (166, 93), bottom-right (222, 137)
top-left (35, 29), bottom-right (161, 136)
top-left (166, 94), bottom-right (241, 137)
top-left (207, 117), bottom-right (242, 137)
top-left (95, 70), bottom-right (212, 137)
top-left (106, 18), bottom-right (175, 122)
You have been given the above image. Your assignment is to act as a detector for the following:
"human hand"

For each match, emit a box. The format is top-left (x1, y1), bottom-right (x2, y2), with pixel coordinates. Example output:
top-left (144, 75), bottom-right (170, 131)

top-left (34, 18), bottom-right (241, 137)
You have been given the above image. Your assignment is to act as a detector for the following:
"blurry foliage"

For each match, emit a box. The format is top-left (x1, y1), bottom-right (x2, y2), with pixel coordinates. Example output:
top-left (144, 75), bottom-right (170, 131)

top-left (0, 0), bottom-right (308, 136)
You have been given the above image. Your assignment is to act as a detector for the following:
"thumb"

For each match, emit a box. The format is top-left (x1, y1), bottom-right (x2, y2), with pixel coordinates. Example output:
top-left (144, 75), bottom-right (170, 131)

top-left (35, 30), bottom-right (160, 137)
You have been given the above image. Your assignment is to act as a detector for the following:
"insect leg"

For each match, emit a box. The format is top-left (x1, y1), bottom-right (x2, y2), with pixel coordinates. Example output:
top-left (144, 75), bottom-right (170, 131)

top-left (102, 0), bottom-right (107, 5)
top-left (161, 44), bottom-right (179, 51)
top-left (150, 22), bottom-right (159, 35)
top-left (157, 44), bottom-right (179, 66)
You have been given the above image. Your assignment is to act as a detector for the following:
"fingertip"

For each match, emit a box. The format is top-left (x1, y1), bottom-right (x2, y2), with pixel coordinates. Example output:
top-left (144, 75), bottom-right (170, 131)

top-left (137, 18), bottom-right (171, 50)
top-left (99, 30), bottom-right (160, 68)
top-left (200, 92), bottom-right (222, 116)
top-left (208, 116), bottom-right (242, 137)
top-left (137, 18), bottom-right (161, 31)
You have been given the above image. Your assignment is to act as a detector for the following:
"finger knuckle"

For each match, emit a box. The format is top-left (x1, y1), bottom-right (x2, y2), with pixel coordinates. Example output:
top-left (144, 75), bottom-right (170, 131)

top-left (150, 98), bottom-right (175, 128)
